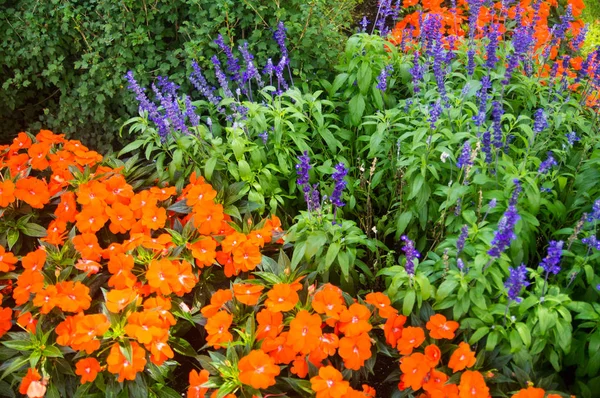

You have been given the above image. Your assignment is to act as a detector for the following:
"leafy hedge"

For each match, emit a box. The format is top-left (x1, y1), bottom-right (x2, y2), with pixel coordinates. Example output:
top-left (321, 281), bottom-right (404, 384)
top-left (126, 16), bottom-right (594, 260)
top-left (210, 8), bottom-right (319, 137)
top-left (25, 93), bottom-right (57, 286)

top-left (0, 0), bottom-right (357, 152)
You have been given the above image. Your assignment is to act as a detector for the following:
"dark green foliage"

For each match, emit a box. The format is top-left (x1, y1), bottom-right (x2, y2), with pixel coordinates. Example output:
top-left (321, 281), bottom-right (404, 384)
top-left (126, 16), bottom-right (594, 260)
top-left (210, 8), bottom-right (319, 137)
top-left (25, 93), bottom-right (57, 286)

top-left (0, 0), bottom-right (356, 151)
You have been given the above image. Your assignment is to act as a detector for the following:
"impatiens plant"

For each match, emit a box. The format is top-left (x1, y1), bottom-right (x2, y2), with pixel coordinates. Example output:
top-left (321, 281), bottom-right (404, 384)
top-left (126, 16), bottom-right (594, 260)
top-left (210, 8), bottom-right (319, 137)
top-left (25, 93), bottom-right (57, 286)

top-left (0, 130), bottom-right (283, 397)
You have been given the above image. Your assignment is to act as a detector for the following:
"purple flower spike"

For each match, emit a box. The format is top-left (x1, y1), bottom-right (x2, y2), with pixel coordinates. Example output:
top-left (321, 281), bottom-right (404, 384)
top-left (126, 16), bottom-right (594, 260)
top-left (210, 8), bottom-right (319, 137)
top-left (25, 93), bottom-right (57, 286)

top-left (401, 235), bottom-right (420, 276)
top-left (330, 163), bottom-right (348, 208)
top-left (457, 225), bottom-right (469, 254)
top-left (538, 152), bottom-right (558, 174)
top-left (540, 240), bottom-right (564, 275)
top-left (377, 64), bottom-right (394, 91)
top-left (296, 151), bottom-right (312, 210)
top-left (505, 263), bottom-right (529, 302)
top-left (488, 182), bottom-right (521, 259)
top-left (457, 141), bottom-right (472, 169)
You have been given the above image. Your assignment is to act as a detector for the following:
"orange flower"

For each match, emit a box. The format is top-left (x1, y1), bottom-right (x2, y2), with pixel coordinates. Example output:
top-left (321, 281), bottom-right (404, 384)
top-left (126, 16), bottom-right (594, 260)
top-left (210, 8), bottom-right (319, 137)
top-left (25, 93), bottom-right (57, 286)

top-left (55, 281), bottom-right (91, 312)
top-left (312, 284), bottom-right (346, 321)
top-left (233, 283), bottom-right (264, 305)
top-left (232, 240), bottom-right (262, 272)
top-left (15, 177), bottom-right (51, 209)
top-left (104, 175), bottom-right (134, 205)
top-left (458, 371), bottom-right (489, 398)
top-left (141, 204), bottom-right (167, 230)
top-left (146, 258), bottom-right (178, 295)
top-left (28, 142), bottom-right (51, 170)
top-left (261, 333), bottom-right (296, 364)
top-left (265, 283), bottom-right (301, 312)
top-left (0, 307), bottom-right (13, 338)
top-left (17, 312), bottom-right (37, 333)
top-left (55, 192), bottom-right (78, 222)
top-left (287, 310), bottom-right (323, 354)
top-left (43, 219), bottom-right (67, 245)
top-left (310, 366), bottom-right (349, 398)
top-left (13, 270), bottom-right (45, 305)
top-left (192, 202), bottom-right (224, 235)
top-left (338, 332), bottom-right (372, 370)
top-left (449, 342), bottom-right (477, 373)
top-left (512, 387), bottom-right (545, 398)
top-left (384, 312), bottom-right (406, 348)
top-left (106, 288), bottom-right (138, 313)
top-left (105, 202), bottom-right (135, 234)
top-left (33, 285), bottom-right (57, 314)
top-left (0, 180), bottom-right (15, 207)
top-left (106, 342), bottom-right (147, 382)
top-left (396, 326), bottom-right (425, 355)
top-left (201, 289), bottom-right (233, 318)
top-left (238, 350), bottom-right (281, 389)
top-left (10, 132), bottom-right (32, 152)
top-left (187, 369), bottom-right (210, 398)
top-left (75, 205), bottom-right (109, 233)
top-left (188, 237), bottom-right (217, 268)
top-left (0, 246), bottom-right (18, 272)
top-left (220, 231), bottom-right (247, 254)
top-left (75, 358), bottom-right (101, 384)
top-left (72, 233), bottom-right (102, 262)
top-left (399, 353), bottom-right (430, 391)
top-left (19, 368), bottom-right (42, 395)
top-left (125, 311), bottom-right (168, 344)
top-left (107, 253), bottom-right (137, 289)
top-left (185, 183), bottom-right (217, 207)
top-left (338, 303), bottom-right (372, 337)
top-left (424, 344), bottom-right (442, 368)
top-left (256, 309), bottom-right (283, 340)
top-left (423, 369), bottom-right (449, 393)
top-left (426, 314), bottom-right (459, 340)
top-left (204, 310), bottom-right (233, 348)
top-left (365, 292), bottom-right (398, 318)
top-left (291, 355), bottom-right (309, 378)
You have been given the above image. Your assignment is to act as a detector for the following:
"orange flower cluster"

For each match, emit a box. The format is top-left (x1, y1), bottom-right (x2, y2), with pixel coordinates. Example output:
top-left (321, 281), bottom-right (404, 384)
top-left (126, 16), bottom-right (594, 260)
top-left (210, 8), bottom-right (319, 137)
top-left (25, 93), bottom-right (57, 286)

top-left (0, 130), bottom-right (281, 393)
top-left (188, 282), bottom-right (395, 396)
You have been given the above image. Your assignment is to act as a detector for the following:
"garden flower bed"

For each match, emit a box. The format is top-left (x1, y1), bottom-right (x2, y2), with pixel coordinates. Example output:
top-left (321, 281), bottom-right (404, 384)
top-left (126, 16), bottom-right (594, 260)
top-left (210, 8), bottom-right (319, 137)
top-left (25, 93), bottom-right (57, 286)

top-left (1, 0), bottom-right (600, 397)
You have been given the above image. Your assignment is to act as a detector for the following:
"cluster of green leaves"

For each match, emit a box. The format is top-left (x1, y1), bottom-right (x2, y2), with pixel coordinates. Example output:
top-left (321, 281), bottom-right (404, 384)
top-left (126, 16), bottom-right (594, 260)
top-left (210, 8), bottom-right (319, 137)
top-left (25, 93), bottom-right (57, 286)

top-left (0, 0), bottom-right (357, 150)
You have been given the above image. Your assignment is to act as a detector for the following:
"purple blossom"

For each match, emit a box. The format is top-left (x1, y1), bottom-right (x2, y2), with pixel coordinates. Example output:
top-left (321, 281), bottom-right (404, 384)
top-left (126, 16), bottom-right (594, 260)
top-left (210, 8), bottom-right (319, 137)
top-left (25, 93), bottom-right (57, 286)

top-left (375, 0), bottom-right (394, 36)
top-left (467, 48), bottom-right (476, 76)
top-left (214, 34), bottom-right (242, 87)
top-left (482, 130), bottom-right (492, 162)
top-left (151, 80), bottom-right (188, 135)
top-left (401, 235), bottom-right (421, 276)
top-left (189, 60), bottom-right (221, 107)
top-left (553, 5), bottom-right (573, 42)
top-left (571, 25), bottom-right (588, 52)
top-left (377, 64), bottom-right (394, 91)
top-left (473, 76), bottom-right (491, 127)
top-left (581, 236), bottom-right (600, 251)
top-left (533, 109), bottom-right (548, 134)
top-left (429, 100), bottom-right (443, 129)
top-left (124, 71), bottom-right (168, 138)
top-left (410, 52), bottom-right (423, 93)
top-left (457, 141), bottom-right (472, 169)
top-left (273, 22), bottom-right (289, 60)
top-left (310, 184), bottom-right (321, 212)
top-left (540, 240), bottom-right (564, 275)
top-left (330, 163), bottom-right (348, 208)
top-left (566, 132), bottom-right (580, 146)
top-left (457, 225), bottom-right (469, 254)
top-left (359, 16), bottom-right (369, 32)
top-left (274, 57), bottom-right (289, 94)
top-left (538, 152), bottom-right (557, 174)
top-left (505, 263), bottom-right (529, 302)
top-left (457, 258), bottom-right (466, 272)
top-left (239, 42), bottom-right (263, 88)
top-left (492, 101), bottom-right (504, 148)
top-left (211, 56), bottom-right (233, 98)
top-left (485, 23), bottom-right (499, 69)
top-left (296, 151), bottom-right (312, 209)
top-left (489, 198), bottom-right (497, 209)
top-left (258, 131), bottom-right (268, 144)
top-left (183, 96), bottom-right (200, 127)
top-left (587, 199), bottom-right (600, 222)
top-left (488, 181), bottom-right (521, 258)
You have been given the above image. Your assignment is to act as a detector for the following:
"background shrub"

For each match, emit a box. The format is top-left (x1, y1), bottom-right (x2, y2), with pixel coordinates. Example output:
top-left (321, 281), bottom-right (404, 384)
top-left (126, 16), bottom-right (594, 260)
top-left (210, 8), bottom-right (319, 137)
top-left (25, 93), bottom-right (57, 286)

top-left (0, 0), bottom-right (357, 152)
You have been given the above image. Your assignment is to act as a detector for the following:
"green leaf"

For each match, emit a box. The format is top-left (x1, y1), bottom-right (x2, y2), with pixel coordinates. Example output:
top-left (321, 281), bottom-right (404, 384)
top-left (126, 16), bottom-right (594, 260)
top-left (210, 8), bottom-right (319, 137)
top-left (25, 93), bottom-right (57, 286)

top-left (118, 140), bottom-right (145, 156)
top-left (469, 326), bottom-right (490, 344)
top-left (42, 345), bottom-right (63, 358)
top-left (2, 340), bottom-right (34, 351)
top-left (170, 337), bottom-right (197, 357)
top-left (325, 241), bottom-right (341, 269)
top-left (403, 290), bottom-right (416, 316)
top-left (514, 322), bottom-right (531, 347)
top-left (349, 94), bottom-right (365, 126)
top-left (305, 231), bottom-right (327, 259)
top-left (486, 330), bottom-right (499, 351)
top-left (204, 157), bottom-right (218, 181)
top-left (7, 229), bottom-right (18, 250)
top-left (357, 62), bottom-right (372, 94)
top-left (20, 223), bottom-right (47, 238)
